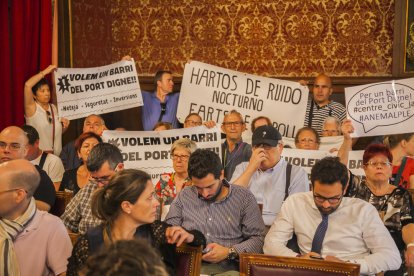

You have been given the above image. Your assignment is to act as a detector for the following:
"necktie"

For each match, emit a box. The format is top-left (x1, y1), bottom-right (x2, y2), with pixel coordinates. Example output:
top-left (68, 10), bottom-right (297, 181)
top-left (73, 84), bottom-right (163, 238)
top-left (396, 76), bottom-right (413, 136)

top-left (311, 214), bottom-right (329, 254)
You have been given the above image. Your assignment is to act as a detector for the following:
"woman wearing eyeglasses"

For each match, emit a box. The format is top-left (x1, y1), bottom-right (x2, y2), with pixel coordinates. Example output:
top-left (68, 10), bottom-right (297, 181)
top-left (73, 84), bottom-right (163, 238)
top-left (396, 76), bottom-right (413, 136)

top-left (155, 138), bottom-right (197, 220)
top-left (59, 132), bottom-right (102, 195)
top-left (346, 144), bottom-right (414, 275)
top-left (24, 65), bottom-right (70, 156)
top-left (67, 169), bottom-right (205, 276)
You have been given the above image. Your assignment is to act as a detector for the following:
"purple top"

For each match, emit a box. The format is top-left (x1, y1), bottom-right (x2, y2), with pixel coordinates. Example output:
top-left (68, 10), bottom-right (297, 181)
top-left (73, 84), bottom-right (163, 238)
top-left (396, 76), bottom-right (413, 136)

top-left (141, 90), bottom-right (180, 130)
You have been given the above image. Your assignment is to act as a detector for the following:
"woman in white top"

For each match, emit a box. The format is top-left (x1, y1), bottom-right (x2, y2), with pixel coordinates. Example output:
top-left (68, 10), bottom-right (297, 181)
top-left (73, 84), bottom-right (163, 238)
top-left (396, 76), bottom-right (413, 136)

top-left (24, 65), bottom-right (69, 155)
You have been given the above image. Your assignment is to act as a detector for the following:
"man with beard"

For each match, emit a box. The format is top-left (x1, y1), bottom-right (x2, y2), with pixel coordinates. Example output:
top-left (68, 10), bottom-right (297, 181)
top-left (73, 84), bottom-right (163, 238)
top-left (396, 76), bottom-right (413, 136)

top-left (263, 157), bottom-right (401, 275)
top-left (166, 149), bottom-right (265, 275)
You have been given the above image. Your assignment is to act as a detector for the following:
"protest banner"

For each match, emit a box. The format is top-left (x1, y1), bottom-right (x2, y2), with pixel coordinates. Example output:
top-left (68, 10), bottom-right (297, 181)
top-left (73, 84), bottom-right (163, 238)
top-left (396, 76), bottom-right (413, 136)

top-left (177, 61), bottom-right (309, 138)
top-left (54, 59), bottom-right (143, 120)
top-left (345, 78), bottom-right (414, 137)
top-left (102, 126), bottom-right (222, 183)
top-left (282, 148), bottom-right (364, 180)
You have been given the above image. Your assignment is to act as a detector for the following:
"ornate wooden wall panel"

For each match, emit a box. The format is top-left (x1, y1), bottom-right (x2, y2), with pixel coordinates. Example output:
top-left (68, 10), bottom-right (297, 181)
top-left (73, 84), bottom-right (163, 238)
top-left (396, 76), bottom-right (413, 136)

top-left (71, 0), bottom-right (112, 67)
top-left (109, 0), bottom-right (395, 77)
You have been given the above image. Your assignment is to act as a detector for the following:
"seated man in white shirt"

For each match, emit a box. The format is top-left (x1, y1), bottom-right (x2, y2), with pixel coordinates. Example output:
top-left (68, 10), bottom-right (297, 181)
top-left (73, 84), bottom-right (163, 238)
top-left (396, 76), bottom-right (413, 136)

top-left (231, 125), bottom-right (309, 227)
top-left (264, 157), bottom-right (401, 275)
top-left (22, 125), bottom-right (64, 190)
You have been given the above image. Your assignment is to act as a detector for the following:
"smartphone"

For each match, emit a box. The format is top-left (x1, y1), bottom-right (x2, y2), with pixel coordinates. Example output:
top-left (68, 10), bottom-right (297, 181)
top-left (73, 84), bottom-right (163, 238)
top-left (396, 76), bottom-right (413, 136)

top-left (310, 255), bottom-right (324, 260)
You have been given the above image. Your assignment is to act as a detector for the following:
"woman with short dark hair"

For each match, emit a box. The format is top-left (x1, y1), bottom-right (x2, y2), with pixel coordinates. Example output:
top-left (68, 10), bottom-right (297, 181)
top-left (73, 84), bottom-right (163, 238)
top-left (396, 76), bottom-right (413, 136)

top-left (24, 65), bottom-right (69, 155)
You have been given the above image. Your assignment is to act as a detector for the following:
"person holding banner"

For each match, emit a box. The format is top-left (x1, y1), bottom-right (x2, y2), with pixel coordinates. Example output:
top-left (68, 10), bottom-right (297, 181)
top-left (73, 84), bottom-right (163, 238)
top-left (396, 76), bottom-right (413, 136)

top-left (153, 122), bottom-right (173, 131)
top-left (142, 70), bottom-right (180, 131)
top-left (321, 116), bottom-right (341, 137)
top-left (183, 113), bottom-right (217, 129)
top-left (384, 133), bottom-right (414, 189)
top-left (155, 138), bottom-right (197, 220)
top-left (67, 169), bottom-right (206, 276)
top-left (346, 144), bottom-right (414, 274)
top-left (294, 127), bottom-right (320, 150)
top-left (24, 65), bottom-right (70, 156)
top-left (302, 74), bottom-right (346, 135)
top-left (183, 113), bottom-right (203, 128)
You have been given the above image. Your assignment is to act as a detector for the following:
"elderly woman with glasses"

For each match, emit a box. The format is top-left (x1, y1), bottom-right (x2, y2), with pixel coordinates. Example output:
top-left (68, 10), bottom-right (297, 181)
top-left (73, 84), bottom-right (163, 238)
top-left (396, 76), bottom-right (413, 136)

top-left (346, 144), bottom-right (414, 275)
top-left (24, 65), bottom-right (70, 155)
top-left (155, 138), bottom-right (197, 220)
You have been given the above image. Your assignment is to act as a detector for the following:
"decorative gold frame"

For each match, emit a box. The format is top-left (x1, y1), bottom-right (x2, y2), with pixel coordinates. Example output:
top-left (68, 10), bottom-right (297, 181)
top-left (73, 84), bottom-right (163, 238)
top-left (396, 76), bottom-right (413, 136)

top-left (394, 0), bottom-right (414, 76)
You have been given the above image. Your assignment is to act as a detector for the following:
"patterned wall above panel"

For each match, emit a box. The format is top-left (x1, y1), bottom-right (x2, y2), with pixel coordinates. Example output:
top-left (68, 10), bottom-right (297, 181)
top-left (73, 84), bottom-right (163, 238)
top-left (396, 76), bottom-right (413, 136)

top-left (110, 0), bottom-right (395, 77)
top-left (71, 0), bottom-right (112, 67)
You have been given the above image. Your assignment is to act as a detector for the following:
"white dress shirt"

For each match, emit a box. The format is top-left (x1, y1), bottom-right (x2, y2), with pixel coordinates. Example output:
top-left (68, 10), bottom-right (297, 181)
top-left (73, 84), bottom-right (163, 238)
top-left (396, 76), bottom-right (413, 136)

top-left (264, 192), bottom-right (401, 275)
top-left (231, 159), bottom-right (309, 226)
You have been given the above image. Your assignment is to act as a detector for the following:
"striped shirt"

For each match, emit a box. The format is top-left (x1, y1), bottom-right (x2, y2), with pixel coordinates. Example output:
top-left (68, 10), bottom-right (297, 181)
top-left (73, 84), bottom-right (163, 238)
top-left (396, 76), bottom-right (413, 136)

top-left (165, 180), bottom-right (265, 255)
top-left (304, 98), bottom-right (346, 134)
top-left (61, 181), bottom-right (102, 234)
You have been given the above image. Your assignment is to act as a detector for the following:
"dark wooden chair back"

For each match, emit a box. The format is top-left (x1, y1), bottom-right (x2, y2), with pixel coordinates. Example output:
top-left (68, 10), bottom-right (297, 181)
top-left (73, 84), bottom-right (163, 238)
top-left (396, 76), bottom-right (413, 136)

top-left (50, 191), bottom-right (73, 217)
top-left (68, 232), bottom-right (79, 246)
top-left (175, 244), bottom-right (202, 276)
top-left (240, 254), bottom-right (360, 276)
top-left (408, 189), bottom-right (414, 203)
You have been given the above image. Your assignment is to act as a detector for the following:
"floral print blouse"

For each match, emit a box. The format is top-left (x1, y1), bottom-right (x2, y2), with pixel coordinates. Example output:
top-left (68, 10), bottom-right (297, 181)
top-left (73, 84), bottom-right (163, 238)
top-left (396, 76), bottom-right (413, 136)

top-left (155, 172), bottom-right (191, 206)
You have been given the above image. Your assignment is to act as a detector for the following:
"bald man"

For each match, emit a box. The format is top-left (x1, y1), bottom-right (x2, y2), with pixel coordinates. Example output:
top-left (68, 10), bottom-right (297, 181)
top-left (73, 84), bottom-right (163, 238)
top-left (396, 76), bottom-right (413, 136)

top-left (303, 74), bottom-right (346, 135)
top-left (60, 114), bottom-right (106, 170)
top-left (0, 159), bottom-right (72, 276)
top-left (0, 126), bottom-right (56, 211)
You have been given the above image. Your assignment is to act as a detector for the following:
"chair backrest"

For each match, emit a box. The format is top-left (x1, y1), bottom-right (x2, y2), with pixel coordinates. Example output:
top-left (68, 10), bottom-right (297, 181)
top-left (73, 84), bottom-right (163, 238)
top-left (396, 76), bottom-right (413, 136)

top-left (68, 232), bottom-right (79, 246)
top-left (240, 254), bottom-right (360, 276)
top-left (175, 244), bottom-right (202, 276)
top-left (50, 191), bottom-right (73, 217)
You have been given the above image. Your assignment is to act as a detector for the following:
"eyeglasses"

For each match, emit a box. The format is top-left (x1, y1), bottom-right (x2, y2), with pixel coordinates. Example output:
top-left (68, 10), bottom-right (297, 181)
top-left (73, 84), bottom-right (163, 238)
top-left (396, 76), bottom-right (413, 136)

top-left (253, 144), bottom-right (275, 150)
top-left (184, 120), bottom-right (202, 126)
top-left (365, 161), bottom-right (392, 167)
top-left (313, 193), bottom-right (343, 204)
top-left (298, 138), bottom-right (316, 144)
top-left (171, 154), bottom-right (190, 161)
top-left (222, 121), bottom-right (243, 127)
top-left (0, 188), bottom-right (27, 195)
top-left (0, 142), bottom-right (22, 151)
top-left (46, 110), bottom-right (52, 124)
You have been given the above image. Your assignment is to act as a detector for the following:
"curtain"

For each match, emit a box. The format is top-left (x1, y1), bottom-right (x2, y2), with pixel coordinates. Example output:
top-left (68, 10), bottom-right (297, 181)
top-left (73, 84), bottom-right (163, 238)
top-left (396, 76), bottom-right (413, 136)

top-left (0, 0), bottom-right (52, 130)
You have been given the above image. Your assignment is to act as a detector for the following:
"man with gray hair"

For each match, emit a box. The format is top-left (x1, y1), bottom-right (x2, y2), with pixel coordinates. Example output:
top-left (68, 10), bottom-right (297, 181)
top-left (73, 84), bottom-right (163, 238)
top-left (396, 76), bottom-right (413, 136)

top-left (0, 159), bottom-right (72, 276)
top-left (60, 114), bottom-right (106, 170)
top-left (62, 143), bottom-right (124, 234)
top-left (221, 110), bottom-right (252, 180)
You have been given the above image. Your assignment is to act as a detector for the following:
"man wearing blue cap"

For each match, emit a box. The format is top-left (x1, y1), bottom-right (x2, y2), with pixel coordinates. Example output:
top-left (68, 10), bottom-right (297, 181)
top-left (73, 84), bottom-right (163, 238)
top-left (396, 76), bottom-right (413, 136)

top-left (231, 125), bottom-right (309, 228)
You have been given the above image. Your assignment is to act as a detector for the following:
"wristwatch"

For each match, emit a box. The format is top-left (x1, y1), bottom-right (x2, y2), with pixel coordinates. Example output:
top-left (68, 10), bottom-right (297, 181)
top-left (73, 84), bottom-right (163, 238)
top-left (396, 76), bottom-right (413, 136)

top-left (227, 247), bottom-right (238, 261)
